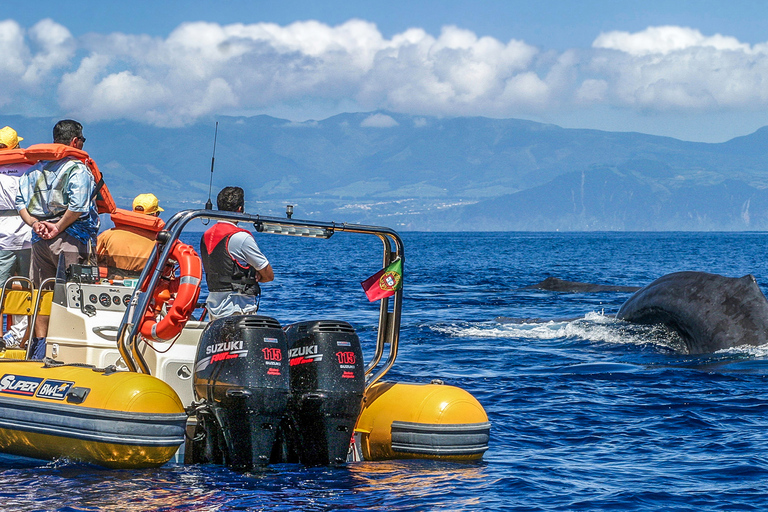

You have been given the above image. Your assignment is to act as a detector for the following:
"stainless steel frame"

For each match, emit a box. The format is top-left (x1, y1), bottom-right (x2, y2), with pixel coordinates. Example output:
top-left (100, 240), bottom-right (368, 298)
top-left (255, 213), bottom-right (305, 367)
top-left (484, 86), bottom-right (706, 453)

top-left (116, 209), bottom-right (404, 391)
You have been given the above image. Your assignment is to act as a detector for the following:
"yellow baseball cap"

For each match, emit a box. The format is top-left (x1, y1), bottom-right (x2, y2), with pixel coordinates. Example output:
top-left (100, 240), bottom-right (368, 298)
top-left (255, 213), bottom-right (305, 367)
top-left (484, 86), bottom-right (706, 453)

top-left (132, 193), bottom-right (164, 215)
top-left (0, 126), bottom-right (22, 149)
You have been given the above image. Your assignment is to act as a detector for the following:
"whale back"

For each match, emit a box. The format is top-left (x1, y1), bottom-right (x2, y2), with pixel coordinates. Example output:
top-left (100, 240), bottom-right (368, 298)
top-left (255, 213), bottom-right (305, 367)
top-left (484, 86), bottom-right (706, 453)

top-left (617, 271), bottom-right (768, 354)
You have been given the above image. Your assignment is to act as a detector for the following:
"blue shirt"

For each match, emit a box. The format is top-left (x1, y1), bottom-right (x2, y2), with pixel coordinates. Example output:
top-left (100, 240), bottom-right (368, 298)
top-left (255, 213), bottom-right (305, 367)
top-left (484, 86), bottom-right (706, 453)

top-left (15, 157), bottom-right (99, 245)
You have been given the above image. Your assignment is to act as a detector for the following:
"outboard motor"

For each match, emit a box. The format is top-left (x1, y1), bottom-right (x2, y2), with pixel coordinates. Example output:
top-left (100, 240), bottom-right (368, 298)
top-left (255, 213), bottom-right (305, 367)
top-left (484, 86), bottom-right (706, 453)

top-left (191, 315), bottom-right (289, 470)
top-left (283, 320), bottom-right (365, 465)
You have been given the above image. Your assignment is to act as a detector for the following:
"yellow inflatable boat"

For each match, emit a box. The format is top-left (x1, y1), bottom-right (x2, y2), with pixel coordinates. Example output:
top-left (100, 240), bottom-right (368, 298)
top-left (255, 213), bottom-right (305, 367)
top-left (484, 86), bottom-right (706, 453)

top-left (0, 207), bottom-right (489, 469)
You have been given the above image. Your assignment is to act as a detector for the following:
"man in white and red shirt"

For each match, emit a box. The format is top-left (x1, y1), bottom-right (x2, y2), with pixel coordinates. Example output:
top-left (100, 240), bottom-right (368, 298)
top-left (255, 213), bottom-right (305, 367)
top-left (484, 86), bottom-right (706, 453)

top-left (200, 186), bottom-right (274, 319)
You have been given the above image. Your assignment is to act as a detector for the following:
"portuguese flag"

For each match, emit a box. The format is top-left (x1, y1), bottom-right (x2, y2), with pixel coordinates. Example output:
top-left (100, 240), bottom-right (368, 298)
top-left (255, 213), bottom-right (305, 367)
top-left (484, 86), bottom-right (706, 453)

top-left (361, 259), bottom-right (403, 302)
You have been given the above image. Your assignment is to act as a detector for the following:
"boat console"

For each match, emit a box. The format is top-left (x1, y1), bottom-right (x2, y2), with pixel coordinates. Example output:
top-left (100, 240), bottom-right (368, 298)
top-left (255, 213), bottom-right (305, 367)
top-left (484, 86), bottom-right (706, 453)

top-left (47, 264), bottom-right (206, 407)
top-left (66, 282), bottom-right (134, 312)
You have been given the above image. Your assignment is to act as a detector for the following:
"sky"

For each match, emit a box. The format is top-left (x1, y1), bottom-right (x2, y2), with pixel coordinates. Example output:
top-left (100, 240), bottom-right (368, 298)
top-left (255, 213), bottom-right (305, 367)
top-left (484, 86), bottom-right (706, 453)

top-left (6, 0), bottom-right (768, 142)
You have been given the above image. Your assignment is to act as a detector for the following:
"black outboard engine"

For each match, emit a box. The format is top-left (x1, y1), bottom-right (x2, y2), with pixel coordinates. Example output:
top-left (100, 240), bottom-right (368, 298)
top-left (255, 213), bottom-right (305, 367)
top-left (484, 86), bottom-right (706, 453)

top-left (191, 315), bottom-right (289, 470)
top-left (282, 320), bottom-right (365, 465)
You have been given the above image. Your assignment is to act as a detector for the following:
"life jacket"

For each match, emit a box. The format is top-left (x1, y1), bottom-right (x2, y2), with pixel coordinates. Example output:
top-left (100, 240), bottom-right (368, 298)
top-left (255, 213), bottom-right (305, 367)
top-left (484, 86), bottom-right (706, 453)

top-left (110, 208), bottom-right (165, 234)
top-left (96, 210), bottom-right (165, 279)
top-left (200, 222), bottom-right (259, 295)
top-left (0, 143), bottom-right (116, 214)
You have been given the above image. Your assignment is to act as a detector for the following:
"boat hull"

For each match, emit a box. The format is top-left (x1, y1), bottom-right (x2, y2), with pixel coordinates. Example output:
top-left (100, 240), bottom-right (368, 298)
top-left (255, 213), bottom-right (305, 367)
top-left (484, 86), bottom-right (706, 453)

top-left (0, 361), bottom-right (186, 468)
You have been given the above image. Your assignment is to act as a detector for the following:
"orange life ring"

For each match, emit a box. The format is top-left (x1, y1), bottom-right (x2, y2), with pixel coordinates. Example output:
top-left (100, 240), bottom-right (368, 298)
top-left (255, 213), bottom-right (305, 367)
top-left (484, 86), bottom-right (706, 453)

top-left (139, 240), bottom-right (202, 342)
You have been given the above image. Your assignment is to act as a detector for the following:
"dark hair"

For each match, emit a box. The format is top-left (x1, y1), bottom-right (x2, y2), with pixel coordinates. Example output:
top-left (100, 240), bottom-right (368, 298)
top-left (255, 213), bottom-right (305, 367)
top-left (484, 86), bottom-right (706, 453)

top-left (217, 186), bottom-right (245, 212)
top-left (53, 119), bottom-right (83, 145)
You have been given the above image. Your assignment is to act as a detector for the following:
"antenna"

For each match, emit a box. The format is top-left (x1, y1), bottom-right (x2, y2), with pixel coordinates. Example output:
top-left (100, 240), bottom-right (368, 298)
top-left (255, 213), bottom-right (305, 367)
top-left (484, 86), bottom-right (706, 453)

top-left (205, 121), bottom-right (218, 210)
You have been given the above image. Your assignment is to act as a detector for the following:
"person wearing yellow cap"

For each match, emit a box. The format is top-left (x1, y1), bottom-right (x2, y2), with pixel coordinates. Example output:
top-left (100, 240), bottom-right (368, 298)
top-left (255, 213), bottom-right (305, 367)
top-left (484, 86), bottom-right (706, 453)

top-left (0, 126), bottom-right (23, 149)
top-left (0, 126), bottom-right (32, 348)
top-left (131, 193), bottom-right (164, 215)
top-left (96, 193), bottom-right (164, 274)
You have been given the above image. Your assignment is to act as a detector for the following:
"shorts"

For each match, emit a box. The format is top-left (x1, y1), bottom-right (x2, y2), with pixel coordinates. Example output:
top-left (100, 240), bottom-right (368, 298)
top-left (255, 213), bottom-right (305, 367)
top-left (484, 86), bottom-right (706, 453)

top-left (31, 232), bottom-right (91, 287)
top-left (0, 248), bottom-right (31, 287)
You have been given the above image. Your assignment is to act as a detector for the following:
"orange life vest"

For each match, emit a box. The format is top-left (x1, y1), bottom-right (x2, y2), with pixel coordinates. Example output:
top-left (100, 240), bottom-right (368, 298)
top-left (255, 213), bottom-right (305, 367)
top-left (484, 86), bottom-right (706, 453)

top-left (0, 143), bottom-right (116, 214)
top-left (110, 208), bottom-right (165, 233)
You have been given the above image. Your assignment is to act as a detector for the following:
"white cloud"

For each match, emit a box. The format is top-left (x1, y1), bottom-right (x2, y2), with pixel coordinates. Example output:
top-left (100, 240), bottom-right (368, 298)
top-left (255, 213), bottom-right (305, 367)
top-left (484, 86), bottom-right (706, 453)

top-left (54, 18), bottom-right (548, 124)
top-left (360, 113), bottom-right (398, 127)
top-left (5, 19), bottom-right (768, 125)
top-left (357, 25), bottom-right (541, 117)
top-left (587, 27), bottom-right (768, 110)
top-left (0, 18), bottom-right (74, 108)
top-left (593, 26), bottom-right (749, 56)
top-left (59, 56), bottom-right (167, 120)
top-left (283, 120), bottom-right (320, 128)
top-left (24, 19), bottom-right (76, 83)
top-left (575, 79), bottom-right (608, 104)
top-left (0, 20), bottom-right (29, 77)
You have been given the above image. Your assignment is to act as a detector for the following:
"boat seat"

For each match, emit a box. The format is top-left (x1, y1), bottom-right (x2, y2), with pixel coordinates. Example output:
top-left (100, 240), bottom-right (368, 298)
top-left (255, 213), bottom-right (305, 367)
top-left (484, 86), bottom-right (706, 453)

top-left (1, 289), bottom-right (53, 317)
top-left (2, 290), bottom-right (33, 316)
top-left (33, 289), bottom-right (53, 316)
top-left (0, 277), bottom-right (54, 353)
top-left (0, 289), bottom-right (33, 358)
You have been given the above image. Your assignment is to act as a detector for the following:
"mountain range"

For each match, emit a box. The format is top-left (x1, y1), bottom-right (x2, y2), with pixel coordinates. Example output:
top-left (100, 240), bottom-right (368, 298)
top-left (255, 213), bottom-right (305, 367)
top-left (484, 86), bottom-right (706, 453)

top-left (7, 112), bottom-right (768, 231)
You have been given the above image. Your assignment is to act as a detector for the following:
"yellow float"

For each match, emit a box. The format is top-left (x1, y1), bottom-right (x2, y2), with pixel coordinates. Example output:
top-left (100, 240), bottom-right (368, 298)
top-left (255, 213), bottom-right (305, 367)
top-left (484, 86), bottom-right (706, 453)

top-left (356, 381), bottom-right (490, 461)
top-left (0, 360), bottom-right (186, 468)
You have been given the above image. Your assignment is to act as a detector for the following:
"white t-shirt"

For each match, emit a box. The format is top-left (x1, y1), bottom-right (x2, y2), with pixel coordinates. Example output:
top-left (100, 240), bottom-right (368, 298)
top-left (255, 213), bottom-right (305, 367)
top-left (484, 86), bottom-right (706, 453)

top-left (0, 163), bottom-right (32, 251)
top-left (226, 230), bottom-right (270, 271)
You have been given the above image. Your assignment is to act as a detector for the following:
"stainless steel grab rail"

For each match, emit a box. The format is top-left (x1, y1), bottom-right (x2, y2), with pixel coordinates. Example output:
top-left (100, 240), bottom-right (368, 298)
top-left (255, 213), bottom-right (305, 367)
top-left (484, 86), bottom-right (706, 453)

top-left (115, 209), bottom-right (405, 392)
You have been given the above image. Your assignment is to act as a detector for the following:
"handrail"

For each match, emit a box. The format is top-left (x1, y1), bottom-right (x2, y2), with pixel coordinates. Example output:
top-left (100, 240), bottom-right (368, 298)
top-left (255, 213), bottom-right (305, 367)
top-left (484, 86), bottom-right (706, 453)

top-left (116, 209), bottom-right (405, 385)
top-left (364, 232), bottom-right (404, 392)
top-left (364, 234), bottom-right (393, 376)
top-left (25, 277), bottom-right (55, 359)
top-left (0, 276), bottom-right (32, 313)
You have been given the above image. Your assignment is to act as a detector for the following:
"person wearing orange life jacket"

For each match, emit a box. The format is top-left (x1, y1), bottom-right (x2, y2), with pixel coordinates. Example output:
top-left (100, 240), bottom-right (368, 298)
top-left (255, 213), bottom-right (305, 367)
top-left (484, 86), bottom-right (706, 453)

top-left (200, 186), bottom-right (273, 320)
top-left (97, 193), bottom-right (164, 275)
top-left (15, 120), bottom-right (99, 354)
top-left (0, 127), bottom-right (32, 349)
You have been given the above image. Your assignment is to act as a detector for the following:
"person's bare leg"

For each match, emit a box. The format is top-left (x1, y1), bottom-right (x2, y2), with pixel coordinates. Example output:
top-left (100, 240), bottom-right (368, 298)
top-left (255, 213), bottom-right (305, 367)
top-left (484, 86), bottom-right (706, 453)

top-left (35, 314), bottom-right (48, 339)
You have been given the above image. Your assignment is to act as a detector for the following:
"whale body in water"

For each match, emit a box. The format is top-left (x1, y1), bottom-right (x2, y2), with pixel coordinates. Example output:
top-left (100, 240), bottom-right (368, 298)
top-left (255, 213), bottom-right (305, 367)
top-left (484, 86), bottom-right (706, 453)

top-left (523, 277), bottom-right (641, 293)
top-left (617, 271), bottom-right (768, 354)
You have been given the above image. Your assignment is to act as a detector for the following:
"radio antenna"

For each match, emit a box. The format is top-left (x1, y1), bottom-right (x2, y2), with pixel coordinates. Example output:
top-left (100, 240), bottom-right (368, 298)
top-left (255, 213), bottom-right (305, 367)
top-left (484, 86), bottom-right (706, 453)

top-left (205, 121), bottom-right (218, 210)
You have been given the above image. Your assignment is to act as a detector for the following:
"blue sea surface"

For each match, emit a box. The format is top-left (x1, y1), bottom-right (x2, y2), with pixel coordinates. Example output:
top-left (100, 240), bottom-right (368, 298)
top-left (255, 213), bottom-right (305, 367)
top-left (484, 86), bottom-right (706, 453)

top-left (4, 231), bottom-right (768, 511)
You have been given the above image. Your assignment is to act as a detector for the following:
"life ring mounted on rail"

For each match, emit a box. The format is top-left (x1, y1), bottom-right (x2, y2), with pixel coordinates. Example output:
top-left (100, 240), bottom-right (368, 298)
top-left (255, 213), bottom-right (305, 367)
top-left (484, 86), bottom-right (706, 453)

top-left (139, 240), bottom-right (202, 343)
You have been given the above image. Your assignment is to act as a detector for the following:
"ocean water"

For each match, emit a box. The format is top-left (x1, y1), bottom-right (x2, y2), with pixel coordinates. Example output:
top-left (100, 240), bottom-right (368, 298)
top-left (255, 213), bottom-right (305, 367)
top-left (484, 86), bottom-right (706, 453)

top-left (4, 231), bottom-right (768, 511)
